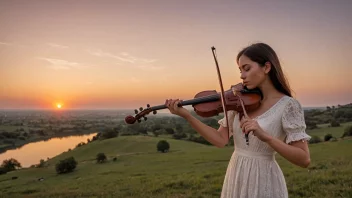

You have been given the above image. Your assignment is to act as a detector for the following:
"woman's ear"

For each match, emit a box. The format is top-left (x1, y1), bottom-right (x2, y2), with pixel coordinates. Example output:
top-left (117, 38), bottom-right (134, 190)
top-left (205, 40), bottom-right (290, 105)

top-left (264, 62), bottom-right (271, 74)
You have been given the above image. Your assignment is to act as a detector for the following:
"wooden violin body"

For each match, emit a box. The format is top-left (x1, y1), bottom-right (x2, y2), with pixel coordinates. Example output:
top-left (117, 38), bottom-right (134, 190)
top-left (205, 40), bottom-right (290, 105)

top-left (124, 83), bottom-right (262, 124)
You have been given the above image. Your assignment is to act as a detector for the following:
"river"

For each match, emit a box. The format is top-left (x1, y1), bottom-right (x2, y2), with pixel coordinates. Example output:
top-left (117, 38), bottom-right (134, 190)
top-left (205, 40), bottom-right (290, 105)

top-left (0, 133), bottom-right (97, 168)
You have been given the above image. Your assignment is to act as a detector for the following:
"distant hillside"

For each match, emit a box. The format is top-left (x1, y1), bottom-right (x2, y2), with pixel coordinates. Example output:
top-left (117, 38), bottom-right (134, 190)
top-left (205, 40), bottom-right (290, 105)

top-left (304, 103), bottom-right (352, 129)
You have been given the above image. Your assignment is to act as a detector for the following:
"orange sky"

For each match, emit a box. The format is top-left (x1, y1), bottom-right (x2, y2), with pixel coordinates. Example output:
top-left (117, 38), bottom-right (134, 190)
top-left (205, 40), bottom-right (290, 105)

top-left (1, 0), bottom-right (351, 110)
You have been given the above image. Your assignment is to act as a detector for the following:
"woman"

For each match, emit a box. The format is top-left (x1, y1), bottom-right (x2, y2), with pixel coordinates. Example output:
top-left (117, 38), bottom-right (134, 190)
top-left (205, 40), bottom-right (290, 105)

top-left (165, 42), bottom-right (311, 198)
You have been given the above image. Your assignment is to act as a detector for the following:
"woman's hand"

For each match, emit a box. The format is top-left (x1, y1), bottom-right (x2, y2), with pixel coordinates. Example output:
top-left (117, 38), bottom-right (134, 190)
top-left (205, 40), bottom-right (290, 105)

top-left (165, 99), bottom-right (191, 119)
top-left (240, 117), bottom-right (272, 143)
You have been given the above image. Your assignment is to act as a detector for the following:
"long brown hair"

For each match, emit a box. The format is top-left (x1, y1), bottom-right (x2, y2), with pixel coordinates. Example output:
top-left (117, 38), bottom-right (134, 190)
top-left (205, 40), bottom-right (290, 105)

top-left (236, 43), bottom-right (292, 97)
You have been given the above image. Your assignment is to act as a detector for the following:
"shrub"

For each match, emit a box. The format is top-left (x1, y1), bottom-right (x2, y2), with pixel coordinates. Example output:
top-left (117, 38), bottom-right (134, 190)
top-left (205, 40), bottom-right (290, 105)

top-left (342, 125), bottom-right (352, 138)
top-left (1, 158), bottom-right (22, 172)
top-left (75, 142), bottom-right (85, 148)
top-left (101, 128), bottom-right (118, 139)
top-left (0, 167), bottom-right (7, 175)
top-left (330, 120), bottom-right (340, 127)
top-left (329, 137), bottom-right (337, 142)
top-left (172, 132), bottom-right (187, 139)
top-left (113, 157), bottom-right (117, 162)
top-left (324, 134), bottom-right (333, 141)
top-left (157, 140), bottom-right (170, 153)
top-left (55, 157), bottom-right (77, 174)
top-left (309, 136), bottom-right (322, 144)
top-left (96, 153), bottom-right (107, 163)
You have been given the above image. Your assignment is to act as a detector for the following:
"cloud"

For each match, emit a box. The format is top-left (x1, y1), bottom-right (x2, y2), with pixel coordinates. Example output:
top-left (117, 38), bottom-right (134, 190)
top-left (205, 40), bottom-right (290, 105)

top-left (87, 49), bottom-right (135, 63)
top-left (87, 49), bottom-right (158, 64)
top-left (0, 42), bottom-right (13, 46)
top-left (137, 65), bottom-right (164, 71)
top-left (47, 43), bottom-right (69, 49)
top-left (38, 57), bottom-right (84, 70)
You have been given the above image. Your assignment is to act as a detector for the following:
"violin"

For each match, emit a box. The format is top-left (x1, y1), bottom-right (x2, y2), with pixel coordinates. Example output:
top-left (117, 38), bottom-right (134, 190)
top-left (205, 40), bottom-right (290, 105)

top-left (124, 83), bottom-right (261, 124)
top-left (124, 47), bottom-right (262, 145)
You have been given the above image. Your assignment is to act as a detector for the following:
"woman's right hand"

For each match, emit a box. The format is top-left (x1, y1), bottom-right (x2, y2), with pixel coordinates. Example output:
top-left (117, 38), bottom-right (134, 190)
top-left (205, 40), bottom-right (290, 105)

top-left (165, 99), bottom-right (191, 119)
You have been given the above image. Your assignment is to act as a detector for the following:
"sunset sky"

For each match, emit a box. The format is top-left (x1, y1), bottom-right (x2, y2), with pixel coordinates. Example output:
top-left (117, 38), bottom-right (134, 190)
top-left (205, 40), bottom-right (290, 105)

top-left (1, 0), bottom-right (351, 110)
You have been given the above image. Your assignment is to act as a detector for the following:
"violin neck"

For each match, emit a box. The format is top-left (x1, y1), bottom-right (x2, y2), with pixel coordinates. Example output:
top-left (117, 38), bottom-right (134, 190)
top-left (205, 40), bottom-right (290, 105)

top-left (150, 94), bottom-right (220, 111)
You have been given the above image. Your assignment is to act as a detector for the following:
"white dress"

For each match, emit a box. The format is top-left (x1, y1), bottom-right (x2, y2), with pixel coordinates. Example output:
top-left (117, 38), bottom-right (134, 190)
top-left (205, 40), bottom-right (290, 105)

top-left (218, 96), bottom-right (311, 198)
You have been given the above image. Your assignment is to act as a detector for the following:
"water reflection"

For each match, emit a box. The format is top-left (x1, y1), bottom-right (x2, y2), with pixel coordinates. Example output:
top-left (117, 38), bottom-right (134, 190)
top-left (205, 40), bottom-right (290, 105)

top-left (0, 133), bottom-right (97, 168)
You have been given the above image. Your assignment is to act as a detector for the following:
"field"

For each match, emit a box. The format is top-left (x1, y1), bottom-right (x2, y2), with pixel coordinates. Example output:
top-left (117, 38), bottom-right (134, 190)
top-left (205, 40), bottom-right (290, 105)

top-left (307, 121), bottom-right (352, 139)
top-left (0, 125), bottom-right (351, 198)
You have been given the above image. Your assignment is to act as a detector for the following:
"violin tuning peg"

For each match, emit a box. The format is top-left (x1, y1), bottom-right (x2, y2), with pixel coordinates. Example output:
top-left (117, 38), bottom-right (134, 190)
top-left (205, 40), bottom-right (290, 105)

top-left (137, 119), bottom-right (141, 123)
top-left (134, 109), bottom-right (138, 114)
top-left (139, 107), bottom-right (143, 111)
top-left (153, 110), bottom-right (157, 115)
top-left (147, 104), bottom-right (150, 108)
top-left (143, 116), bottom-right (147, 121)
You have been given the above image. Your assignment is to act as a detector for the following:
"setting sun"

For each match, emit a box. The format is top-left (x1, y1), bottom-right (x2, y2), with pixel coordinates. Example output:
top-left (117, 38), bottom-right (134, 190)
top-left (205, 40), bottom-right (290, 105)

top-left (57, 104), bottom-right (62, 109)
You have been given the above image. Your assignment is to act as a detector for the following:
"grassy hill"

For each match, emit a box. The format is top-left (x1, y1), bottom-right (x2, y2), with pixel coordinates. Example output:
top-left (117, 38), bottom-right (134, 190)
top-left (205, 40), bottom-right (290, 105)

top-left (1, 126), bottom-right (352, 198)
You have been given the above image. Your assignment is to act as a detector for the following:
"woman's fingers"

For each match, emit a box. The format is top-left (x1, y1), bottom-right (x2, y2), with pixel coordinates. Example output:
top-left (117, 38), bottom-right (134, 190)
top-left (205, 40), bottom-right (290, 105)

top-left (240, 117), bottom-right (249, 128)
top-left (173, 99), bottom-right (180, 109)
top-left (165, 99), bottom-right (181, 114)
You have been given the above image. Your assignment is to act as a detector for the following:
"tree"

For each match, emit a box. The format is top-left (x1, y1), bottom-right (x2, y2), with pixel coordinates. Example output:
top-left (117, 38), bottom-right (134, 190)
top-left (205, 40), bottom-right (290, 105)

top-left (324, 134), bottom-right (333, 141)
top-left (55, 157), bottom-right (77, 174)
top-left (165, 128), bottom-right (175, 134)
top-left (173, 132), bottom-right (187, 139)
top-left (1, 158), bottom-right (21, 172)
top-left (342, 125), bottom-right (352, 138)
top-left (101, 128), bottom-right (118, 139)
top-left (157, 140), bottom-right (170, 153)
top-left (309, 136), bottom-right (322, 144)
top-left (37, 159), bottom-right (45, 168)
top-left (96, 153), bottom-right (107, 163)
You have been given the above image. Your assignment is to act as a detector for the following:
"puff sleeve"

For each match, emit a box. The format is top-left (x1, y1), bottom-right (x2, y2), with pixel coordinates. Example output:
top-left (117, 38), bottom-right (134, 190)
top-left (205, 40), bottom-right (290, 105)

top-left (218, 110), bottom-right (236, 134)
top-left (282, 98), bottom-right (311, 144)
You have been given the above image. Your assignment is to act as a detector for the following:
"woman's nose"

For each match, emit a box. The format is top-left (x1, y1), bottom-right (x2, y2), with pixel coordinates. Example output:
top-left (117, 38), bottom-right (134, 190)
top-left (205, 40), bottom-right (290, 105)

top-left (240, 73), bottom-right (246, 80)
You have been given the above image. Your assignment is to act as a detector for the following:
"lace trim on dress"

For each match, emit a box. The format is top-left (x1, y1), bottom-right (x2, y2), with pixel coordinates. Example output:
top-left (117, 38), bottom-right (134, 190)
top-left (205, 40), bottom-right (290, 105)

top-left (285, 132), bottom-right (311, 144)
top-left (282, 97), bottom-right (312, 144)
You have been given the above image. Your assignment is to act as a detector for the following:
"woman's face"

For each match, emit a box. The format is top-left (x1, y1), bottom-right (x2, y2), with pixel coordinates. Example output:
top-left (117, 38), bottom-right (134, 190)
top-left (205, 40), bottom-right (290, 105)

top-left (238, 55), bottom-right (268, 89)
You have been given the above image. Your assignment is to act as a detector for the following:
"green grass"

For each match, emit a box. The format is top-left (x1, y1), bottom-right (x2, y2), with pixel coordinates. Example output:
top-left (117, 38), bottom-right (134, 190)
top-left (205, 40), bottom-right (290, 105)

top-left (307, 121), bottom-right (352, 139)
top-left (0, 127), bottom-right (351, 197)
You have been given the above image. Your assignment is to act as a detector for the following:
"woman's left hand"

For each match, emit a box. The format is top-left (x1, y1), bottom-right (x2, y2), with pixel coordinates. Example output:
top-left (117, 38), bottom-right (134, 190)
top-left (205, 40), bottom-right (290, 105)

top-left (240, 117), bottom-right (272, 143)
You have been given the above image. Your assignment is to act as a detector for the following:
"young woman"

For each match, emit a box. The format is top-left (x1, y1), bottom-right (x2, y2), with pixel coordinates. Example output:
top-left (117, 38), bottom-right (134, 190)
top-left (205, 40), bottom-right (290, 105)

top-left (165, 42), bottom-right (311, 198)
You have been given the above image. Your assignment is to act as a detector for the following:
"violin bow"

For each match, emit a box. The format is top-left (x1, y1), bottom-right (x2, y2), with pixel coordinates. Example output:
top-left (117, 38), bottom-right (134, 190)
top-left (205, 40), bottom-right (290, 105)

top-left (211, 46), bottom-right (231, 140)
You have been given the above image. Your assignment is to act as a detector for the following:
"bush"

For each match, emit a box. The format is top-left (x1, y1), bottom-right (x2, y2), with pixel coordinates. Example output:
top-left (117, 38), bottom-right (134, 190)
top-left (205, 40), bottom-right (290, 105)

top-left (329, 137), bottom-right (337, 142)
top-left (188, 135), bottom-right (212, 145)
top-left (330, 120), bottom-right (340, 127)
top-left (1, 158), bottom-right (21, 172)
top-left (96, 153), bottom-right (107, 163)
top-left (324, 134), bottom-right (333, 141)
top-left (55, 157), bottom-right (77, 174)
top-left (172, 132), bottom-right (187, 139)
top-left (342, 125), bottom-right (352, 138)
top-left (37, 159), bottom-right (45, 168)
top-left (101, 128), bottom-right (118, 139)
top-left (75, 142), bottom-right (85, 148)
top-left (309, 136), bottom-right (322, 144)
top-left (157, 140), bottom-right (170, 153)
top-left (0, 167), bottom-right (7, 175)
